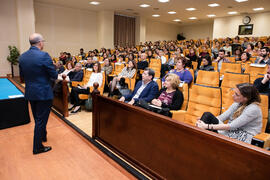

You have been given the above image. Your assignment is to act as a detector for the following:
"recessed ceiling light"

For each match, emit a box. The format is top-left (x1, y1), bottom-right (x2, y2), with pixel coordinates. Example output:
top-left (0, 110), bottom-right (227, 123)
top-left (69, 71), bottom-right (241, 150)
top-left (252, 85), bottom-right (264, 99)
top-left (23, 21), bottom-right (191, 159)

top-left (152, 14), bottom-right (160, 17)
top-left (235, 0), bottom-right (248, 2)
top-left (173, 19), bottom-right (181, 22)
top-left (253, 7), bottom-right (264, 11)
top-left (189, 17), bottom-right (197, 20)
top-left (89, 1), bottom-right (100, 5)
top-left (208, 3), bottom-right (220, 7)
top-left (168, 11), bottom-right (176, 14)
top-left (207, 14), bottom-right (216, 17)
top-left (186, 8), bottom-right (196, 11)
top-left (158, 0), bottom-right (170, 3)
top-left (228, 11), bottom-right (238, 14)
top-left (140, 4), bottom-right (150, 8)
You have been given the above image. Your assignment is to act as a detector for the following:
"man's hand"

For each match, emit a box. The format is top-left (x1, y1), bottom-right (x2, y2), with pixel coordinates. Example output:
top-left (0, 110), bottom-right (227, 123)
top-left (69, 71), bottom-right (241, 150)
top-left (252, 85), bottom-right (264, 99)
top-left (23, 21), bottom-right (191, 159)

top-left (257, 56), bottom-right (264, 64)
top-left (119, 96), bottom-right (125, 102)
top-left (128, 99), bottom-right (135, 105)
top-left (262, 74), bottom-right (270, 84)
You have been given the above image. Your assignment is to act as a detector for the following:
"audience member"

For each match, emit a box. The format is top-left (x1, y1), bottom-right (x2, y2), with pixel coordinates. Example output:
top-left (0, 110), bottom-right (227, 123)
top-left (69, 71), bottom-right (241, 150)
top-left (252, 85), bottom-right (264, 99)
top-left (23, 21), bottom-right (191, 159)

top-left (119, 68), bottom-right (159, 105)
top-left (55, 61), bottom-right (65, 74)
top-left (254, 61), bottom-right (270, 108)
top-left (79, 48), bottom-right (86, 59)
top-left (109, 60), bottom-right (137, 97)
top-left (196, 83), bottom-right (262, 144)
top-left (69, 62), bottom-right (103, 113)
top-left (213, 49), bottom-right (230, 71)
top-left (101, 58), bottom-right (113, 75)
top-left (162, 57), bottom-right (193, 85)
top-left (67, 63), bottom-right (84, 82)
top-left (255, 47), bottom-right (270, 64)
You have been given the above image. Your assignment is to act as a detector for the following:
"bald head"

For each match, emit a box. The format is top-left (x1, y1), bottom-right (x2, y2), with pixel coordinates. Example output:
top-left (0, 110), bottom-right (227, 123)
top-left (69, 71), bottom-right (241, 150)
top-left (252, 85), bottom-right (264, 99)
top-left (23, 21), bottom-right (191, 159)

top-left (29, 33), bottom-right (44, 45)
top-left (29, 33), bottom-right (45, 50)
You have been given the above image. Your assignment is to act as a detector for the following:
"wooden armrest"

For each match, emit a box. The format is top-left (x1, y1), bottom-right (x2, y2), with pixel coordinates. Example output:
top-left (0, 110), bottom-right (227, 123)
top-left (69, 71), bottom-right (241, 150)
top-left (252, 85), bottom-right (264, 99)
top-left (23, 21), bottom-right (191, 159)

top-left (71, 81), bottom-right (84, 87)
top-left (252, 133), bottom-right (270, 148)
top-left (171, 110), bottom-right (186, 122)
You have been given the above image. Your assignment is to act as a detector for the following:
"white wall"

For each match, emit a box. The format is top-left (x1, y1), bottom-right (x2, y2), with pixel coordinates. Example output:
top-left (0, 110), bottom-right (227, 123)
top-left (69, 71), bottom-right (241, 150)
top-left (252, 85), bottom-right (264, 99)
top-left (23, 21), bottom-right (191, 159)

top-left (34, 2), bottom-right (98, 57)
top-left (145, 20), bottom-right (181, 42)
top-left (0, 0), bottom-right (19, 76)
top-left (97, 11), bottom-right (114, 49)
top-left (213, 12), bottom-right (270, 38)
top-left (179, 23), bottom-right (213, 40)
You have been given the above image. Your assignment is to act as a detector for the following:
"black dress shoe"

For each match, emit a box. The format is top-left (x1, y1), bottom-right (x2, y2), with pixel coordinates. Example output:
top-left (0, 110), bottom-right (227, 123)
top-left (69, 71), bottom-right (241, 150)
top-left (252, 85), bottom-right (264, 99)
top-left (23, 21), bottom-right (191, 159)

top-left (33, 146), bottom-right (52, 155)
top-left (68, 105), bottom-right (75, 111)
top-left (71, 106), bottom-right (81, 114)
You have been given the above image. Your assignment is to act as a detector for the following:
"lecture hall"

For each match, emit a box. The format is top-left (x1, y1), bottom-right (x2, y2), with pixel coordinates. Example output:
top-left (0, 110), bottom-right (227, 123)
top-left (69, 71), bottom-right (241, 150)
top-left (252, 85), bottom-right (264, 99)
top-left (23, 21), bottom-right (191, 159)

top-left (1, 0), bottom-right (270, 179)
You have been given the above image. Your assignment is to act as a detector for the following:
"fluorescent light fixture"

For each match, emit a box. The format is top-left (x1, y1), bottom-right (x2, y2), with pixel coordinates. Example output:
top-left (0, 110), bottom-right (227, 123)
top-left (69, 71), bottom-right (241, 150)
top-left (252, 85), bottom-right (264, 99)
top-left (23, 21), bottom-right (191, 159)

top-left (89, 1), bottom-right (100, 5)
top-left (208, 3), bottom-right (220, 7)
top-left (207, 14), bottom-right (216, 17)
top-left (186, 8), bottom-right (196, 11)
top-left (228, 11), bottom-right (238, 14)
top-left (152, 14), bottom-right (160, 17)
top-left (235, 0), bottom-right (248, 2)
top-left (173, 19), bottom-right (181, 22)
top-left (140, 4), bottom-right (150, 8)
top-left (168, 11), bottom-right (176, 14)
top-left (253, 7), bottom-right (264, 11)
top-left (189, 17), bottom-right (197, 20)
top-left (158, 0), bottom-right (170, 3)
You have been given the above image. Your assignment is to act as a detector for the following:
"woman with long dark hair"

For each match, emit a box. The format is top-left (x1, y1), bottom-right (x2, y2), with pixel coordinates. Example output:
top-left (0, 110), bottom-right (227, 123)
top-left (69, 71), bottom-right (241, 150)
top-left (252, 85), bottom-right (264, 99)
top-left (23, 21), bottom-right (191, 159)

top-left (69, 62), bottom-right (103, 113)
top-left (196, 83), bottom-right (262, 144)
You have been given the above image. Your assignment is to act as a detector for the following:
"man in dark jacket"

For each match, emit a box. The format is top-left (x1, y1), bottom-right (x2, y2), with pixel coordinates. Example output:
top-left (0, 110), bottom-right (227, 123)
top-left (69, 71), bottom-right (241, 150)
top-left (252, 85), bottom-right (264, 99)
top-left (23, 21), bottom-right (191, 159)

top-left (19, 33), bottom-right (58, 155)
top-left (119, 68), bottom-right (159, 105)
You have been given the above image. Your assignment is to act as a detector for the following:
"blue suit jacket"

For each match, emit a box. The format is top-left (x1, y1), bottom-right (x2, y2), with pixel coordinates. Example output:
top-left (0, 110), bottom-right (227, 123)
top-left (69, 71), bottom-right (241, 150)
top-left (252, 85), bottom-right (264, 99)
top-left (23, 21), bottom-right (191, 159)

top-left (19, 46), bottom-right (58, 100)
top-left (124, 80), bottom-right (159, 103)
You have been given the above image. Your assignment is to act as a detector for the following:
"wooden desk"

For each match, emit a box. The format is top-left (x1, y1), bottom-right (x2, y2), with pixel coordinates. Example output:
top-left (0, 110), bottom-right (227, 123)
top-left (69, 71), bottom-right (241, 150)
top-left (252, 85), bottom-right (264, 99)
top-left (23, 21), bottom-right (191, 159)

top-left (93, 95), bottom-right (270, 179)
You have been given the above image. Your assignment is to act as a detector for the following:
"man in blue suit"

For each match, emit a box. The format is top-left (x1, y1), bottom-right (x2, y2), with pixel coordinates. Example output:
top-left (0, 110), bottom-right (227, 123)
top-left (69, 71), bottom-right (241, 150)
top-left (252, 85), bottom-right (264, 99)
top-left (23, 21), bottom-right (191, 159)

top-left (19, 33), bottom-right (58, 155)
top-left (119, 68), bottom-right (159, 105)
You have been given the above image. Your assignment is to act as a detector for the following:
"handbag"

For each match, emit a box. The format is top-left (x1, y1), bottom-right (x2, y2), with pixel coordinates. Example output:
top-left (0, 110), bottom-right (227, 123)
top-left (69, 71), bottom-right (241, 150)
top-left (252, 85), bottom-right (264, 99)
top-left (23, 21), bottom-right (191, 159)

top-left (85, 95), bottom-right (93, 111)
top-left (136, 99), bottom-right (172, 117)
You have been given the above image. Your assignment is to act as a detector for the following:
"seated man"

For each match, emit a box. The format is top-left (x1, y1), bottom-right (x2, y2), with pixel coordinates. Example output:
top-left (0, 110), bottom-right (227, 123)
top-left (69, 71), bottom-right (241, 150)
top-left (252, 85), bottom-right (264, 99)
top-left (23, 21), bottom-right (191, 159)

top-left (55, 61), bottom-right (65, 74)
top-left (84, 57), bottom-right (94, 69)
top-left (137, 53), bottom-right (149, 70)
top-left (119, 68), bottom-right (159, 105)
top-left (67, 63), bottom-right (84, 82)
top-left (254, 61), bottom-right (270, 108)
top-left (213, 49), bottom-right (230, 72)
top-left (255, 47), bottom-right (270, 64)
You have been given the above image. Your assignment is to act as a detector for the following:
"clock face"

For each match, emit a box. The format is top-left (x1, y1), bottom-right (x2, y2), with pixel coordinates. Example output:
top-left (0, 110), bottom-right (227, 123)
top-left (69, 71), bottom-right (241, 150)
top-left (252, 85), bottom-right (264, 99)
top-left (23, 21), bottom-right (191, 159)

top-left (243, 16), bottom-right (251, 24)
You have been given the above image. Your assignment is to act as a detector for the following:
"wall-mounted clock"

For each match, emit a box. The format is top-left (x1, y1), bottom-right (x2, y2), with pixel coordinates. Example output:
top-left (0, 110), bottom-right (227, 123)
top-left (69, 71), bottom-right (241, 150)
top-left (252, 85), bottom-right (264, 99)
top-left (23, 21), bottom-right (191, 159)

top-left (243, 16), bottom-right (251, 24)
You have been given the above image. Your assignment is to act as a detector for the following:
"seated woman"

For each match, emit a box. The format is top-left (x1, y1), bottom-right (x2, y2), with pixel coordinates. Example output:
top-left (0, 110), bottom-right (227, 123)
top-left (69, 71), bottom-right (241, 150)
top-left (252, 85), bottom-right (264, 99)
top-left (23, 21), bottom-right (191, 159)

top-left (150, 73), bottom-right (183, 117)
top-left (58, 61), bottom-right (74, 80)
top-left (101, 58), bottom-right (113, 75)
top-left (109, 60), bottom-right (137, 97)
top-left (196, 83), bottom-right (262, 144)
top-left (195, 55), bottom-right (214, 78)
top-left (162, 57), bottom-right (193, 85)
top-left (240, 52), bottom-right (251, 73)
top-left (69, 62), bottom-right (103, 113)
top-left (197, 55), bottom-right (214, 71)
top-left (185, 48), bottom-right (197, 69)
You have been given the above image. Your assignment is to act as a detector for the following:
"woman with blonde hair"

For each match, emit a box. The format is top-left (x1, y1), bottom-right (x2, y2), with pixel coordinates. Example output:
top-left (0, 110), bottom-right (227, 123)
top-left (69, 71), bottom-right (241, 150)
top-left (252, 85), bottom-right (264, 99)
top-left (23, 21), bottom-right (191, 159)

top-left (138, 73), bottom-right (183, 117)
top-left (196, 83), bottom-right (262, 144)
top-left (152, 73), bottom-right (183, 111)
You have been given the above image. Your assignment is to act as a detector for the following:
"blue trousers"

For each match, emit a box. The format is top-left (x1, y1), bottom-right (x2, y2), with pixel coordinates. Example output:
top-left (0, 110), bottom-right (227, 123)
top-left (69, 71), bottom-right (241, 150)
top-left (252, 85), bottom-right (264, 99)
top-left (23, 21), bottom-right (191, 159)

top-left (30, 100), bottom-right (52, 151)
